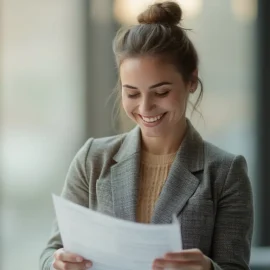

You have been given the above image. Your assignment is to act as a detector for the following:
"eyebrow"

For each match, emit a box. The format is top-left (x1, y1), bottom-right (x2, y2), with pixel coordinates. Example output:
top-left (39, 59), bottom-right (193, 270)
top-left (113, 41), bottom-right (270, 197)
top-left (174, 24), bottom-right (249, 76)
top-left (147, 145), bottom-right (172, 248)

top-left (122, 81), bottom-right (172, 89)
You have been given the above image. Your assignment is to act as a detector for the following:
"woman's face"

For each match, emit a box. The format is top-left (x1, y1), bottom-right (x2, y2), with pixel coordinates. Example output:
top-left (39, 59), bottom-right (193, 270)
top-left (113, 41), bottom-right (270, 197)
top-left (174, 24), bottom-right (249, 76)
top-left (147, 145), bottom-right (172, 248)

top-left (120, 56), bottom-right (191, 138)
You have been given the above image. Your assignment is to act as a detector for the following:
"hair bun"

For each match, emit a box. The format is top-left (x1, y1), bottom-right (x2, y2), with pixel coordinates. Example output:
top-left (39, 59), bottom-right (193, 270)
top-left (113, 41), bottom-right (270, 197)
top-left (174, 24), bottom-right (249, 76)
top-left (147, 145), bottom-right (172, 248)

top-left (137, 1), bottom-right (182, 26)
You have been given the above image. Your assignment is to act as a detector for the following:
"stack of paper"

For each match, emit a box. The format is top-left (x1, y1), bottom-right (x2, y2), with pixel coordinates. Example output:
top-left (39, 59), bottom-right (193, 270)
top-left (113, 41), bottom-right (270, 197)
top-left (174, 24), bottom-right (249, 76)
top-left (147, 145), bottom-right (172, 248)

top-left (53, 194), bottom-right (182, 270)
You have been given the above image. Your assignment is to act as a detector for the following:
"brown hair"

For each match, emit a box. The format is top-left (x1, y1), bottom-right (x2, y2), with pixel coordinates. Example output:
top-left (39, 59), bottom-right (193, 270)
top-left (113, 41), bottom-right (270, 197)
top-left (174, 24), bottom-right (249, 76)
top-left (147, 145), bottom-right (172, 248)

top-left (111, 1), bottom-right (203, 129)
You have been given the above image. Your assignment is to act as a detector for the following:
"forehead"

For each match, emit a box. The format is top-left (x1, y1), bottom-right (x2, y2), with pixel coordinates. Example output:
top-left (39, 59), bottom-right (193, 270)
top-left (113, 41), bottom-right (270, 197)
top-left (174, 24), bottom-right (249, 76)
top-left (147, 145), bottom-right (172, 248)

top-left (119, 56), bottom-right (180, 81)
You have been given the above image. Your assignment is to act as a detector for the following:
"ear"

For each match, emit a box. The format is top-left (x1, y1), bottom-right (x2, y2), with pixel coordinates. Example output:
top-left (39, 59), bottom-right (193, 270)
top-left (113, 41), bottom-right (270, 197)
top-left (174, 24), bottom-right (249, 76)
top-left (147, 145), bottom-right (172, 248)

top-left (189, 69), bottom-right (199, 93)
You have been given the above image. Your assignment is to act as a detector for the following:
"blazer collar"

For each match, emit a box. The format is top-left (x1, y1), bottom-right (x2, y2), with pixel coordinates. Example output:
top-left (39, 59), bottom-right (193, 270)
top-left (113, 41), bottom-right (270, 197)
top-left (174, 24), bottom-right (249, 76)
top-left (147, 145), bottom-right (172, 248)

top-left (113, 118), bottom-right (204, 173)
top-left (111, 118), bottom-right (204, 223)
top-left (113, 125), bottom-right (141, 162)
top-left (177, 119), bottom-right (204, 172)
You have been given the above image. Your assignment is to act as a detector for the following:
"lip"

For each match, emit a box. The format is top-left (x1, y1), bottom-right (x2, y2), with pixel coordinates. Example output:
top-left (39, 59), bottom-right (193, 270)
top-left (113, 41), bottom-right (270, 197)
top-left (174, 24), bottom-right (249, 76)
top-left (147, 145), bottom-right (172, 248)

top-left (139, 113), bottom-right (164, 119)
top-left (138, 112), bottom-right (167, 127)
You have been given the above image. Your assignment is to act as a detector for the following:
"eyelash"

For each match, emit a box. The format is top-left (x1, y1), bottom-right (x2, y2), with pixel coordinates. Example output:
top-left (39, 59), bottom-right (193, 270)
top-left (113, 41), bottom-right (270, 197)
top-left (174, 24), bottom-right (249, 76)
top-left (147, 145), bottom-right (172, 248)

top-left (156, 91), bottom-right (169, 97)
top-left (127, 93), bottom-right (139, 98)
top-left (127, 91), bottom-right (170, 98)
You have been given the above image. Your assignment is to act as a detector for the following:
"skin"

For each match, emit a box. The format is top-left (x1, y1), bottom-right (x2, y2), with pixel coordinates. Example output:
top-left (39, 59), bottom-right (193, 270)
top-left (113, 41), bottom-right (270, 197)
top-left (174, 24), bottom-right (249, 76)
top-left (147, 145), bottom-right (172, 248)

top-left (52, 248), bottom-right (92, 270)
top-left (120, 56), bottom-right (194, 155)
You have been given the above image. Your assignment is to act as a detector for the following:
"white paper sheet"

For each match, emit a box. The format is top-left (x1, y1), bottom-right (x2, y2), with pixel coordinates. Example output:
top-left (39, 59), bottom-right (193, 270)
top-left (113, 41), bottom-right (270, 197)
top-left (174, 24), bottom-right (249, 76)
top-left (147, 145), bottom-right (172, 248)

top-left (52, 194), bottom-right (182, 270)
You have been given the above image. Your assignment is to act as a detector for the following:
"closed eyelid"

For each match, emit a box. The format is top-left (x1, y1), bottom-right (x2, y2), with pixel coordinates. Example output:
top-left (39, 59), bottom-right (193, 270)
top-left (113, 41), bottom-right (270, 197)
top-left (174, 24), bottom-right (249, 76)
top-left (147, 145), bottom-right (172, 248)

top-left (124, 90), bottom-right (140, 95)
top-left (156, 88), bottom-right (171, 92)
top-left (156, 89), bottom-right (171, 94)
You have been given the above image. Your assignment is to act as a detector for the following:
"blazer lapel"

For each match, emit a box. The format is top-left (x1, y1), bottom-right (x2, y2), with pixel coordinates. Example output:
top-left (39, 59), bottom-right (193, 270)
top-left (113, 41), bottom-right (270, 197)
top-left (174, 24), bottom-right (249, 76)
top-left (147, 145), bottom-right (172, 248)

top-left (110, 126), bottom-right (141, 222)
top-left (110, 119), bottom-right (204, 224)
top-left (151, 120), bottom-right (204, 224)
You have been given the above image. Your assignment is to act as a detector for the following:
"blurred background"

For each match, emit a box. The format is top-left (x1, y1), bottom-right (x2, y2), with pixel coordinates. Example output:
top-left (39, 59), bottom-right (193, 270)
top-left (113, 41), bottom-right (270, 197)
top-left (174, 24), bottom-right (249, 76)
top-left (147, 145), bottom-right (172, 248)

top-left (0, 0), bottom-right (269, 269)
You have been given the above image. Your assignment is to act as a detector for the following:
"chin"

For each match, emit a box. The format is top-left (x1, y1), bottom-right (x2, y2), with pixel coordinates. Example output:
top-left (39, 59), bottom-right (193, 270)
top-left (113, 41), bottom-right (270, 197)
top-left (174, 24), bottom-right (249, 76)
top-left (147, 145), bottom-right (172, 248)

top-left (140, 126), bottom-right (165, 138)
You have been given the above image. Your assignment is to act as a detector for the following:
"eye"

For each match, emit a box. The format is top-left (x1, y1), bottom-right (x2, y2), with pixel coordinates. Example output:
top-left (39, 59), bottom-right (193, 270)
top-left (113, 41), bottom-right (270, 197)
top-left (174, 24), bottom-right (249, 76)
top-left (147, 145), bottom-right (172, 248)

top-left (156, 91), bottom-right (170, 97)
top-left (127, 93), bottom-right (140, 98)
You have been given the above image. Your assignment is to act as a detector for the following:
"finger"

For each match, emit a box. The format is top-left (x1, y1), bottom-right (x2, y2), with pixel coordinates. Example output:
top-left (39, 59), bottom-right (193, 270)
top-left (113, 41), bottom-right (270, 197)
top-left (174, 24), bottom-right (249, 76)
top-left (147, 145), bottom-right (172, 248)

top-left (152, 266), bottom-right (164, 270)
top-left (53, 259), bottom-right (92, 270)
top-left (165, 249), bottom-right (203, 261)
top-left (54, 248), bottom-right (86, 263)
top-left (152, 263), bottom-right (164, 270)
top-left (153, 258), bottom-right (199, 269)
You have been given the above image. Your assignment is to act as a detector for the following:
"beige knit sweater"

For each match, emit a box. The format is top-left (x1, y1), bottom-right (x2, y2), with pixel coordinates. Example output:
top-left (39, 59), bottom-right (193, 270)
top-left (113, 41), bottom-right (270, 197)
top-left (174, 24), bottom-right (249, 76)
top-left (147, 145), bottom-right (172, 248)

top-left (136, 150), bottom-right (176, 223)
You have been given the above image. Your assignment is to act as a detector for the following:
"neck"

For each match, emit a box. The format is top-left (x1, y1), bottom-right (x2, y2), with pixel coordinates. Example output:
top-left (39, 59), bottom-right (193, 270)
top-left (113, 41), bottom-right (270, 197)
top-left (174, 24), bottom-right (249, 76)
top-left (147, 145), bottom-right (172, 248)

top-left (141, 119), bottom-right (187, 155)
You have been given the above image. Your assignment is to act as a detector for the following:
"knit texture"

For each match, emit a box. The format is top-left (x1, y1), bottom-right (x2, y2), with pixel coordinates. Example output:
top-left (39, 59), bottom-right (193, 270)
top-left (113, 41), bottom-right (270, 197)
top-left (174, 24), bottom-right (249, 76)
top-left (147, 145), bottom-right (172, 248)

top-left (136, 150), bottom-right (176, 223)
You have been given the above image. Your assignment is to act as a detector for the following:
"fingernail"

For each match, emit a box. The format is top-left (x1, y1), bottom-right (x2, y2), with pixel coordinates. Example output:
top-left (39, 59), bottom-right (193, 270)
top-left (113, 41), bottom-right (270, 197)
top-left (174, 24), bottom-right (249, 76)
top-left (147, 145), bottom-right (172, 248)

top-left (76, 257), bottom-right (83, 262)
top-left (86, 262), bottom-right (92, 268)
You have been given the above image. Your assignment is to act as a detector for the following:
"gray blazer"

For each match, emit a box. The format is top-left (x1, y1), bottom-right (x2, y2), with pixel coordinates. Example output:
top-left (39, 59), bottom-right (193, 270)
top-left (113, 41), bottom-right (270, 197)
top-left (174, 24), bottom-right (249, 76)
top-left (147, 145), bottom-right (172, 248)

top-left (40, 120), bottom-right (253, 270)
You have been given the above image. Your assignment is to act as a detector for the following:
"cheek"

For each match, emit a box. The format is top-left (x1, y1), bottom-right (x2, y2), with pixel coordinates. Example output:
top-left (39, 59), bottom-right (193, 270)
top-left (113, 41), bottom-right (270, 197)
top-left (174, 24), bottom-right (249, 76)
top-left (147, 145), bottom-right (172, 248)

top-left (166, 92), bottom-right (187, 110)
top-left (165, 92), bottom-right (188, 121)
top-left (122, 97), bottom-right (136, 117)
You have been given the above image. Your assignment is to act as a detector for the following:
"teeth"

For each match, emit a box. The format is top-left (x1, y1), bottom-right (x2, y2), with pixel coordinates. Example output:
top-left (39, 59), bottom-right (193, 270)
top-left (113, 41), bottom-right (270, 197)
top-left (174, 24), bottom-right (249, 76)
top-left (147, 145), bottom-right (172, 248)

top-left (142, 114), bottom-right (163, 123)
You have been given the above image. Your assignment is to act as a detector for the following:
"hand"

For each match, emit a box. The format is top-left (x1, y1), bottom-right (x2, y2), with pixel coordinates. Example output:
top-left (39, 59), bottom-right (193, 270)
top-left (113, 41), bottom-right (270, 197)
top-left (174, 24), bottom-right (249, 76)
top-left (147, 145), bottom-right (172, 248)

top-left (152, 248), bottom-right (211, 270)
top-left (52, 248), bottom-right (93, 270)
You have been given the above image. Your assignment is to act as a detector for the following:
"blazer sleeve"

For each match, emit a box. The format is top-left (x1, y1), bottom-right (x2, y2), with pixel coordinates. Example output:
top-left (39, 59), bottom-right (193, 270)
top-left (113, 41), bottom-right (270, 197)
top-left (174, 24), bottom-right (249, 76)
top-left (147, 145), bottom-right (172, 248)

top-left (39, 138), bottom-right (94, 270)
top-left (211, 155), bottom-right (254, 270)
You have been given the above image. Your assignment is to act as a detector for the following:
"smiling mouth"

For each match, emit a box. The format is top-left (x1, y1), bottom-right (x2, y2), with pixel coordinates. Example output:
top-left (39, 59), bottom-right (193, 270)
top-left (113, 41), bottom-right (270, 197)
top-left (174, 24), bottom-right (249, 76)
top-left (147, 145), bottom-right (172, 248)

top-left (139, 113), bottom-right (166, 123)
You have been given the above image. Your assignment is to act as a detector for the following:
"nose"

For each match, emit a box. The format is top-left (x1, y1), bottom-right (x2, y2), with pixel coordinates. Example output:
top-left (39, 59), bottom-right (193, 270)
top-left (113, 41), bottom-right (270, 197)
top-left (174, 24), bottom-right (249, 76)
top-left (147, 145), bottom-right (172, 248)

top-left (140, 96), bottom-right (155, 113)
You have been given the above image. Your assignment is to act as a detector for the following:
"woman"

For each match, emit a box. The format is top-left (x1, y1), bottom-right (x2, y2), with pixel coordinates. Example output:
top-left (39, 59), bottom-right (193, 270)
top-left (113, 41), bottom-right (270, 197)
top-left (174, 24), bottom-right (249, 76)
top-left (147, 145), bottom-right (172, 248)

top-left (40, 1), bottom-right (253, 270)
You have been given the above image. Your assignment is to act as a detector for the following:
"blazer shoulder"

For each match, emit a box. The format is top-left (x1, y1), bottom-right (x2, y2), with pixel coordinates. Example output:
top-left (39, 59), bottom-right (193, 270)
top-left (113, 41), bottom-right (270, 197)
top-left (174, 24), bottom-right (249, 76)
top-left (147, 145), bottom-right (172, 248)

top-left (83, 132), bottom-right (127, 163)
top-left (203, 141), bottom-right (250, 202)
top-left (203, 140), bottom-right (244, 172)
